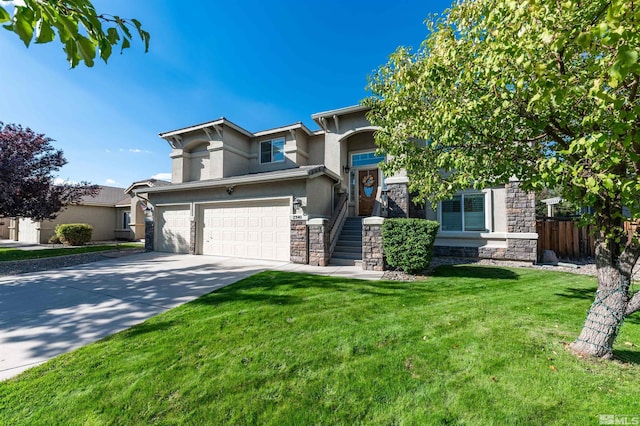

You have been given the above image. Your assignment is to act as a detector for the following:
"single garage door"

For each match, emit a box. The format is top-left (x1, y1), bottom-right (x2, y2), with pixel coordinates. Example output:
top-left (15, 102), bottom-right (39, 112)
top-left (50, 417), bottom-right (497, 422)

top-left (200, 200), bottom-right (290, 261)
top-left (157, 205), bottom-right (191, 253)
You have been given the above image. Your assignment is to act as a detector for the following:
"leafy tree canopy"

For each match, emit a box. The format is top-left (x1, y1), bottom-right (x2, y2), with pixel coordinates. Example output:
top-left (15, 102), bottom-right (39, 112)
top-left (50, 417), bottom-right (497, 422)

top-left (0, 122), bottom-right (98, 220)
top-left (366, 0), bottom-right (640, 358)
top-left (367, 0), bottom-right (638, 226)
top-left (0, 0), bottom-right (149, 68)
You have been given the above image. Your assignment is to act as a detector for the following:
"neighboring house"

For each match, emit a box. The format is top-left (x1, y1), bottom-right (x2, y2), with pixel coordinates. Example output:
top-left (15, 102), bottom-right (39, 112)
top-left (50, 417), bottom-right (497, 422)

top-left (13, 186), bottom-right (137, 244)
top-left (124, 178), bottom-right (172, 240)
top-left (0, 217), bottom-right (9, 239)
top-left (133, 105), bottom-right (537, 269)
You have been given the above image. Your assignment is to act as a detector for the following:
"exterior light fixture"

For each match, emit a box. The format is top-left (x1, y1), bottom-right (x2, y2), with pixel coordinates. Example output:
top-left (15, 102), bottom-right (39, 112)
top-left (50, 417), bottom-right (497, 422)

top-left (343, 165), bottom-right (351, 174)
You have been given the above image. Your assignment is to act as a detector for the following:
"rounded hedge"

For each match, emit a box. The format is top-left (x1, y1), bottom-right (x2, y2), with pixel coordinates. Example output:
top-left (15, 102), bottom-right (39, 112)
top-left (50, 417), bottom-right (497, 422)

top-left (55, 223), bottom-right (93, 246)
top-left (382, 218), bottom-right (439, 274)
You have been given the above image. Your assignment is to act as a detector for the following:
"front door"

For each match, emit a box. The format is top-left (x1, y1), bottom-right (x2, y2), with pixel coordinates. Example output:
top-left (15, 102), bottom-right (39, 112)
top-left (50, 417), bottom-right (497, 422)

top-left (358, 169), bottom-right (378, 216)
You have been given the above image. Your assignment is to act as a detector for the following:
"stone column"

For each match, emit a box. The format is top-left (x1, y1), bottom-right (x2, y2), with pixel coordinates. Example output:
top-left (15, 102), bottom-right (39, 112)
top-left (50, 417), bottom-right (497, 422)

top-left (505, 180), bottom-right (537, 261)
top-left (385, 177), bottom-right (409, 218)
top-left (307, 218), bottom-right (329, 266)
top-left (144, 211), bottom-right (154, 251)
top-left (189, 217), bottom-right (197, 255)
top-left (290, 219), bottom-right (308, 264)
top-left (362, 216), bottom-right (385, 271)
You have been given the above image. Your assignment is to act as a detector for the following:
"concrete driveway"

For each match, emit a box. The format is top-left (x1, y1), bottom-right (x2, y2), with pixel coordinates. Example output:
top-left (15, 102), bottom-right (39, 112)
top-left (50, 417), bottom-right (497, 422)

top-left (0, 252), bottom-right (382, 381)
top-left (0, 252), bottom-right (289, 381)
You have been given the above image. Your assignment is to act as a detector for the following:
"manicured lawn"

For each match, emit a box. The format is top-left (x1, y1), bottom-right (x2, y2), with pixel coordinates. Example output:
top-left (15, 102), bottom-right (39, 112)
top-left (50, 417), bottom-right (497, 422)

top-left (1, 266), bottom-right (639, 424)
top-left (0, 243), bottom-right (143, 261)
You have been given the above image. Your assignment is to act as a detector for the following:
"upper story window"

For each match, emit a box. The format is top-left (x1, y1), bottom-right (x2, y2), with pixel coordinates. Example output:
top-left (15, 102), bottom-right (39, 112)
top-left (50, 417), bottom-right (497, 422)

top-left (440, 193), bottom-right (486, 232)
top-left (260, 138), bottom-right (285, 164)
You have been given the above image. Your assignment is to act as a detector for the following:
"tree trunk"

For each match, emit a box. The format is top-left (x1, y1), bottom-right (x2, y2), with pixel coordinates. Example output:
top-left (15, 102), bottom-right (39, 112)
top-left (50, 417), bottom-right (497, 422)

top-left (569, 236), bottom-right (640, 359)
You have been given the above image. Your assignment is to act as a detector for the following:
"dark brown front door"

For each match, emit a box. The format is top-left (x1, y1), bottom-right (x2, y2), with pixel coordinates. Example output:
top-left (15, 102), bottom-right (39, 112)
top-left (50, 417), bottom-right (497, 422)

top-left (358, 169), bottom-right (378, 216)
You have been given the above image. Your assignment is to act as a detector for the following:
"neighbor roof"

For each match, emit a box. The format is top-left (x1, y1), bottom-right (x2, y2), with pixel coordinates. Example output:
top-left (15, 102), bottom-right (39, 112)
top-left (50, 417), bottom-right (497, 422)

top-left (81, 186), bottom-right (127, 207)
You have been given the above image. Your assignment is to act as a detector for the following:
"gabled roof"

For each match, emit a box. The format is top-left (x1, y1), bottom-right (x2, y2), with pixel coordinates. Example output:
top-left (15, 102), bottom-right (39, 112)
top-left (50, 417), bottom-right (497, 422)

top-left (136, 165), bottom-right (339, 194)
top-left (159, 119), bottom-right (317, 140)
top-left (158, 118), bottom-right (253, 139)
top-left (80, 186), bottom-right (127, 207)
top-left (311, 105), bottom-right (370, 121)
top-left (124, 178), bottom-right (171, 195)
top-left (253, 122), bottom-right (314, 137)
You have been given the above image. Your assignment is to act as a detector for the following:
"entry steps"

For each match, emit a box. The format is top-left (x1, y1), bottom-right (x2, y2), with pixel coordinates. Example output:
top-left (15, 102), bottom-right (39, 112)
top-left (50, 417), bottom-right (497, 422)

top-left (330, 217), bottom-right (363, 266)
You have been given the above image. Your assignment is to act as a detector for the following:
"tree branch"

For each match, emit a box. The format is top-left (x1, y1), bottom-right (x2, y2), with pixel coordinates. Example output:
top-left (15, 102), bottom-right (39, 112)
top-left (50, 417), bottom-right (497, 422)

top-left (625, 291), bottom-right (640, 316)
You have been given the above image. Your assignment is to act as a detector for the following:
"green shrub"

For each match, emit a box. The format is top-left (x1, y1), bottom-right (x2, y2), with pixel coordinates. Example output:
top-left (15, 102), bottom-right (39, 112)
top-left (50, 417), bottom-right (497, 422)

top-left (55, 223), bottom-right (93, 246)
top-left (382, 218), bottom-right (439, 274)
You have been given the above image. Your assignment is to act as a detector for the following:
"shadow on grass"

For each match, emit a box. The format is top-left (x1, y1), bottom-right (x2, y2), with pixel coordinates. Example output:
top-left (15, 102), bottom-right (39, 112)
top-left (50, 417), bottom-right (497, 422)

top-left (554, 287), bottom-right (597, 300)
top-left (614, 349), bottom-right (640, 364)
top-left (190, 271), bottom-right (437, 308)
top-left (120, 320), bottom-right (179, 338)
top-left (430, 265), bottom-right (519, 280)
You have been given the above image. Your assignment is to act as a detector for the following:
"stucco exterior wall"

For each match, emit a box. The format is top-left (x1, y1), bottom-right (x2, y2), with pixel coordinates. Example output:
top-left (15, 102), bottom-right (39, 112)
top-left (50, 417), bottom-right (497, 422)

top-left (18, 205), bottom-right (119, 244)
top-left (221, 127), bottom-right (251, 177)
top-left (307, 134), bottom-right (325, 165)
top-left (305, 175), bottom-right (334, 218)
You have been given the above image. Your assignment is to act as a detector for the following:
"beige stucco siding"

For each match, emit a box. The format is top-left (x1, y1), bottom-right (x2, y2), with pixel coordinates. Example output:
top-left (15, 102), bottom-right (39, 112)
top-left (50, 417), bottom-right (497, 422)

top-left (307, 134), bottom-right (325, 165)
top-left (46, 205), bottom-right (118, 242)
top-left (305, 175), bottom-right (335, 218)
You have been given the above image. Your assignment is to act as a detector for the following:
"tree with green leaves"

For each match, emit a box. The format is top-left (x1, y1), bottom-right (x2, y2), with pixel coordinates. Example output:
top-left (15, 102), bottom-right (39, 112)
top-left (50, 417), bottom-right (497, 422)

top-left (1, 0), bottom-right (149, 68)
top-left (366, 0), bottom-right (640, 359)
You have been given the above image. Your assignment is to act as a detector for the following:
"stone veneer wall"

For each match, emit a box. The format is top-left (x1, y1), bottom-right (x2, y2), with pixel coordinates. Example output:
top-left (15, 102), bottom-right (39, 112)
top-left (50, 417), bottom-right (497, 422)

top-left (189, 219), bottom-right (197, 255)
top-left (290, 219), bottom-right (308, 264)
top-left (362, 217), bottom-right (385, 271)
top-left (308, 219), bottom-right (329, 266)
top-left (504, 181), bottom-right (537, 261)
top-left (144, 214), bottom-right (154, 251)
top-left (386, 182), bottom-right (409, 218)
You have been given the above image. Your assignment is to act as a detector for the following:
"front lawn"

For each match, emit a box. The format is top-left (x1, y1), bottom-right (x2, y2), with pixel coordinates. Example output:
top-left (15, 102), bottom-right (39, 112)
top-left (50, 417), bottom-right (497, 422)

top-left (0, 243), bottom-right (143, 261)
top-left (1, 266), bottom-right (639, 424)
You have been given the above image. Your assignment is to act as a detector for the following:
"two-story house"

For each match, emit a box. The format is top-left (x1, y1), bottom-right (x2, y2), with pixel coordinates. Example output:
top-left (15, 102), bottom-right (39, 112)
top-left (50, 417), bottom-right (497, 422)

top-left (133, 105), bottom-right (537, 269)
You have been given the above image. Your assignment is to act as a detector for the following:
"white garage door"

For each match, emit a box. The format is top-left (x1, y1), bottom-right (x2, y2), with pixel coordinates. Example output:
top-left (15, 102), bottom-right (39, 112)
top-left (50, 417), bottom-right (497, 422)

top-left (200, 200), bottom-right (290, 261)
top-left (157, 206), bottom-right (191, 253)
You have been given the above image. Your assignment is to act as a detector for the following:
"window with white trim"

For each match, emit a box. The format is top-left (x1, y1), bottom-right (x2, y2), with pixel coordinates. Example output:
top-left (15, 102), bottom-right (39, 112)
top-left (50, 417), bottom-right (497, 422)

top-left (260, 138), bottom-right (285, 164)
top-left (440, 194), bottom-right (486, 231)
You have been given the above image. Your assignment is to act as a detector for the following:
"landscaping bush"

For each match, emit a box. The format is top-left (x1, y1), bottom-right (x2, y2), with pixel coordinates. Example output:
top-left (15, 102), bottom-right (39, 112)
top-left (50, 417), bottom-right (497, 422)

top-left (55, 223), bottom-right (93, 246)
top-left (382, 218), bottom-right (439, 274)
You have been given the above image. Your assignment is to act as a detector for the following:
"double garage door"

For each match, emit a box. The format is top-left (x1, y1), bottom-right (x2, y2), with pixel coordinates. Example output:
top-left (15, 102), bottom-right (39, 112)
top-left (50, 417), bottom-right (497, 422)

top-left (157, 200), bottom-right (290, 261)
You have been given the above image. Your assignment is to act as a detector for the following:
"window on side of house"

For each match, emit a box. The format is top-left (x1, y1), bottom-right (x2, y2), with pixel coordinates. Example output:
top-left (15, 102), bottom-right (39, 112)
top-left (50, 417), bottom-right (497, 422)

top-left (122, 211), bottom-right (131, 229)
top-left (440, 193), bottom-right (486, 232)
top-left (260, 138), bottom-right (285, 164)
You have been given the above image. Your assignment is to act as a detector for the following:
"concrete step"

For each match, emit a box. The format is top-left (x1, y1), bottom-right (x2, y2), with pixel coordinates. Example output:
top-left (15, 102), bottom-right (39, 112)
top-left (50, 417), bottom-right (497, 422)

top-left (335, 240), bottom-right (362, 248)
top-left (329, 258), bottom-right (359, 266)
top-left (331, 251), bottom-right (362, 260)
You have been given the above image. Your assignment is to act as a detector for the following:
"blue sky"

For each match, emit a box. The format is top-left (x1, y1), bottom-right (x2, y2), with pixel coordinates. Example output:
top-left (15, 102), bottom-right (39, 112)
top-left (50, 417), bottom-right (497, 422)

top-left (1, 0), bottom-right (451, 187)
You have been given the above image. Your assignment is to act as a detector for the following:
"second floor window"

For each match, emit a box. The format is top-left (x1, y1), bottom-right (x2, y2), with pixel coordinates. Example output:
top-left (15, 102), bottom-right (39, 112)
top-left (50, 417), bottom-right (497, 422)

top-left (260, 138), bottom-right (285, 164)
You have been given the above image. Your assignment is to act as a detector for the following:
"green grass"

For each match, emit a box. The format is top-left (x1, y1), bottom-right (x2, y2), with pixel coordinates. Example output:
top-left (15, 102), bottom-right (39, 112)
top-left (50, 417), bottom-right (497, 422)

top-left (1, 266), bottom-right (639, 425)
top-left (0, 243), bottom-right (143, 261)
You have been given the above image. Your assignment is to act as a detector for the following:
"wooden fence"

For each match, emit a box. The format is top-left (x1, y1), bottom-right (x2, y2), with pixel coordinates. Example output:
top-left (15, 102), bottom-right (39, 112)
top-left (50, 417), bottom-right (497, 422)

top-left (536, 219), bottom-right (640, 261)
